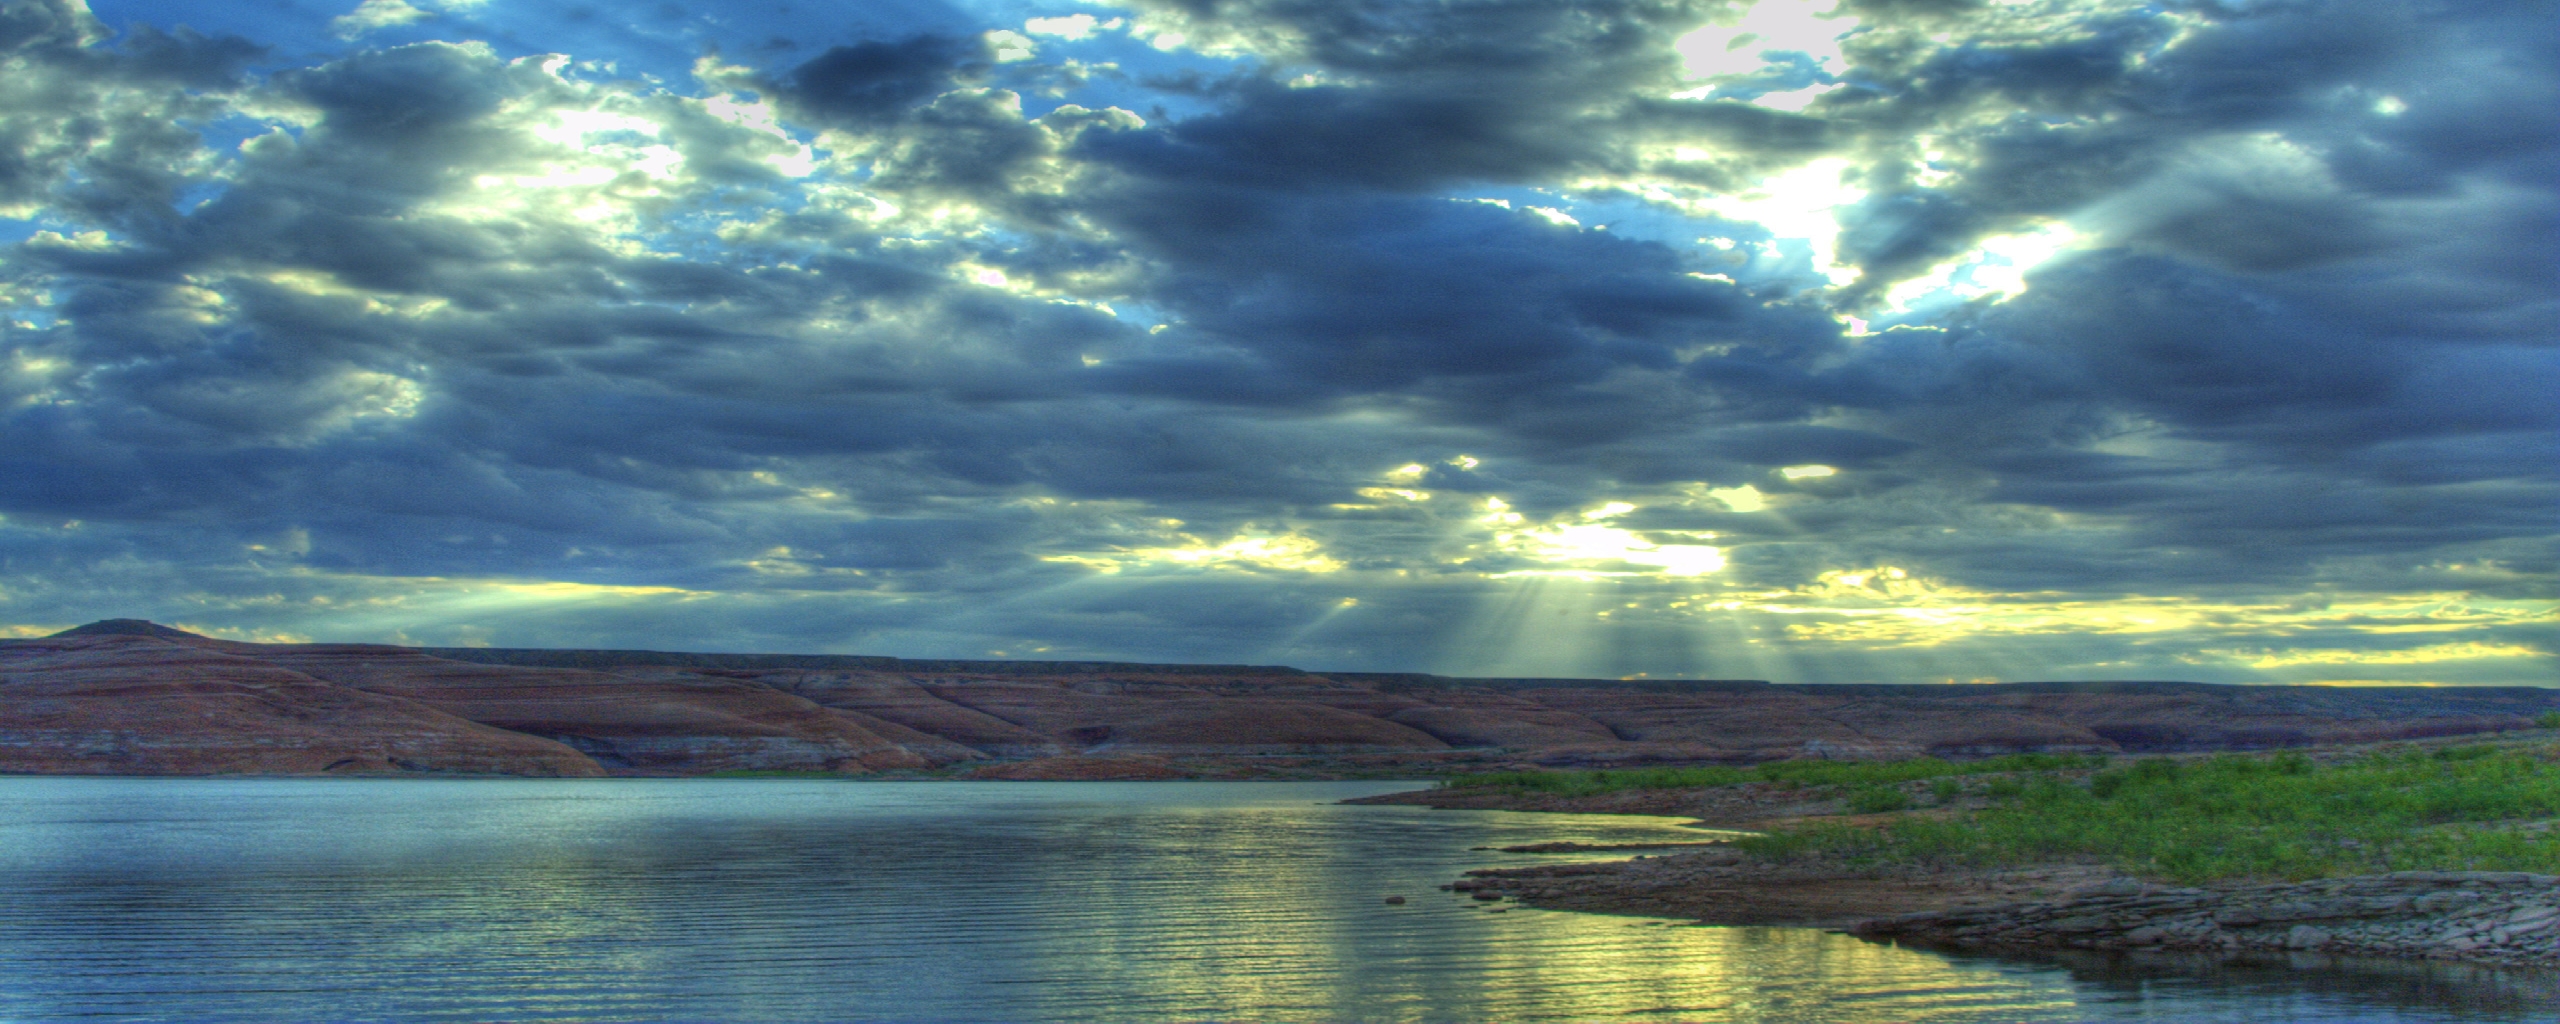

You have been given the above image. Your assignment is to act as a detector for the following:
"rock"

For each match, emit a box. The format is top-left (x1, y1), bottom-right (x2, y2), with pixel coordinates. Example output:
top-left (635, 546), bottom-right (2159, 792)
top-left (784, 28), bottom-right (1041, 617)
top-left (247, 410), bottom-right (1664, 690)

top-left (1855, 872), bottom-right (2560, 967)
top-left (1383, 896), bottom-right (1406, 905)
top-left (2072, 877), bottom-right (2146, 898)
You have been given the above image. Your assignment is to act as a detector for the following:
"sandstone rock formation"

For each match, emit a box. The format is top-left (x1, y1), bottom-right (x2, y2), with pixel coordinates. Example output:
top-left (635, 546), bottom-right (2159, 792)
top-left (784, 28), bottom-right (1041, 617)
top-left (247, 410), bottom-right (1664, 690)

top-left (4, 620), bottom-right (2555, 776)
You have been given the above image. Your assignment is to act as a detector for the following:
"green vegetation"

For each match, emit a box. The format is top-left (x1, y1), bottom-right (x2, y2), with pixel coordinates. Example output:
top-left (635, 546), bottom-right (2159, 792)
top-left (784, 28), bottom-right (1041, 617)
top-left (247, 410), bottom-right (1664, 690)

top-left (1438, 752), bottom-right (2107, 797)
top-left (1846, 786), bottom-right (1912, 814)
top-left (1739, 744), bottom-right (2560, 883)
top-left (2536, 710), bottom-right (2560, 730)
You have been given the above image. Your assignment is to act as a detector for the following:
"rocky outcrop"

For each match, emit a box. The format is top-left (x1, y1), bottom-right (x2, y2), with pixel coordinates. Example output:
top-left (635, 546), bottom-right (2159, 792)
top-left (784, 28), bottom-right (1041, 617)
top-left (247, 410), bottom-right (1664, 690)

top-left (6, 621), bottom-right (2557, 777)
top-left (1854, 872), bottom-right (2560, 966)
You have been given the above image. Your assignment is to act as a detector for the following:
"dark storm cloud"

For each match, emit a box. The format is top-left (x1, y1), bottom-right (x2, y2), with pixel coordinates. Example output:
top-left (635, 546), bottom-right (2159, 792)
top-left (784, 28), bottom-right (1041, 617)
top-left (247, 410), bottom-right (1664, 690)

top-left (763, 34), bottom-right (985, 129)
top-left (1083, 192), bottom-right (1753, 401)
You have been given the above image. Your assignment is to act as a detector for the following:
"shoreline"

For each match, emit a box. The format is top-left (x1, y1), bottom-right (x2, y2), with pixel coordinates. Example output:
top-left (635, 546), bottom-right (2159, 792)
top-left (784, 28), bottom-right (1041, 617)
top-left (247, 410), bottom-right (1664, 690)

top-left (10, 767), bottom-right (2555, 967)
top-left (1371, 782), bottom-right (2560, 969)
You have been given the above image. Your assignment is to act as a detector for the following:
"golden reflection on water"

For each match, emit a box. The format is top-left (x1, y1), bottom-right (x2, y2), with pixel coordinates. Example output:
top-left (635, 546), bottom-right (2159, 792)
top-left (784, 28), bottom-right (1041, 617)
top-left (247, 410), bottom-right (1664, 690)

top-left (0, 779), bottom-right (2547, 1023)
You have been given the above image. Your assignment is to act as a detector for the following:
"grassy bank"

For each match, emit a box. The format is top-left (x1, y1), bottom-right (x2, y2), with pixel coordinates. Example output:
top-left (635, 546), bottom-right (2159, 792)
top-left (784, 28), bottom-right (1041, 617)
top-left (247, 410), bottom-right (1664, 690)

top-left (1445, 740), bottom-right (2560, 884)
top-left (1438, 752), bottom-right (2107, 801)
top-left (1743, 743), bottom-right (2560, 883)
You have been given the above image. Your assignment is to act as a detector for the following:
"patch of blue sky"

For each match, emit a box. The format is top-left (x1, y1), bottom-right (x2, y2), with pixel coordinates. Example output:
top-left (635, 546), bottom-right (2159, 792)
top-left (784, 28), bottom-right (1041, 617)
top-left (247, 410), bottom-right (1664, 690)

top-left (0, 217), bottom-right (45, 247)
top-left (187, 111), bottom-right (281, 154)
top-left (2, 306), bottom-right (60, 331)
top-left (170, 180), bottom-right (234, 218)
top-left (1094, 299), bottom-right (1175, 329)
top-left (85, 0), bottom-right (353, 65)
top-left (1696, 50), bottom-right (1835, 102)
top-left (175, 117), bottom-right (272, 219)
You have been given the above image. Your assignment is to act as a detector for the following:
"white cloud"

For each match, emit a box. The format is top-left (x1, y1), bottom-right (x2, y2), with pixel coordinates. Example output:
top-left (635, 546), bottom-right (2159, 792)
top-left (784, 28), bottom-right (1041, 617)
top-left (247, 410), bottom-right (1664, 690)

top-left (985, 30), bottom-right (1037, 62)
top-left (330, 0), bottom-right (431, 39)
top-left (1025, 14), bottom-right (1103, 40)
top-left (1749, 81), bottom-right (1843, 113)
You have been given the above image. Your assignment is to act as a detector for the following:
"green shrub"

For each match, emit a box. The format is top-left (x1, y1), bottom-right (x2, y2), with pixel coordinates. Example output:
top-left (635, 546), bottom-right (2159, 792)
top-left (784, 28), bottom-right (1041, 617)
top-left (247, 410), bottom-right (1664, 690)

top-left (2536, 711), bottom-right (2560, 730)
top-left (1930, 777), bottom-right (1962, 804)
top-left (1848, 786), bottom-right (1912, 813)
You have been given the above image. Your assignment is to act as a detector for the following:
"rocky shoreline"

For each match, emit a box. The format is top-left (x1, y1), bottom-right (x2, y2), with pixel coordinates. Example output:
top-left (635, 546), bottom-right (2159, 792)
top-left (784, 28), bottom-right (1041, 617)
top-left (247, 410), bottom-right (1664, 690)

top-left (1448, 844), bottom-right (2560, 967)
top-left (1855, 871), bottom-right (2560, 966)
top-left (1392, 759), bottom-right (2560, 970)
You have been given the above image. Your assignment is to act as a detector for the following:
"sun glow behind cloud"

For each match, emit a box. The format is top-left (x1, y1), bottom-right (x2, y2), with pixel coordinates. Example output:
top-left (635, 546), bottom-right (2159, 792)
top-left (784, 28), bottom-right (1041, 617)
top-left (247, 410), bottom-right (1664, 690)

top-left (1483, 498), bottom-right (1726, 579)
top-left (1047, 532), bottom-right (1344, 575)
top-left (1673, 0), bottom-right (1859, 81)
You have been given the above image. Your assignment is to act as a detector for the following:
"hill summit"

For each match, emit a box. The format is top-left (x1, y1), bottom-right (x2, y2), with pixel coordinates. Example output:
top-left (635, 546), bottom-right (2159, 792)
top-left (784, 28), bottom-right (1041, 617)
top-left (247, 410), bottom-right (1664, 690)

top-left (51, 619), bottom-right (210, 640)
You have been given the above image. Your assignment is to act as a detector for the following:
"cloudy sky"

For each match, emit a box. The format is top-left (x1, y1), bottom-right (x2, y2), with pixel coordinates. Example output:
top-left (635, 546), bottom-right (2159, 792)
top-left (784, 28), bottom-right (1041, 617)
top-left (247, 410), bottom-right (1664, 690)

top-left (0, 0), bottom-right (2550, 684)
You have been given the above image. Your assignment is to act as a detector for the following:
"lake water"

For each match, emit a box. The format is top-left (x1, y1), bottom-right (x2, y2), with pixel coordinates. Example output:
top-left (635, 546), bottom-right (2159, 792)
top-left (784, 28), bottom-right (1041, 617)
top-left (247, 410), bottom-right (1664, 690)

top-left (0, 778), bottom-right (2549, 1023)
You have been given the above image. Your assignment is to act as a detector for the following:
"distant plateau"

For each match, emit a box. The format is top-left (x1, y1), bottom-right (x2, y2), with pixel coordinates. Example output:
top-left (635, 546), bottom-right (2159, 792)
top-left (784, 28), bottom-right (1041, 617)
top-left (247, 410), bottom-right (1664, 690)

top-left (3, 619), bottom-right (2554, 778)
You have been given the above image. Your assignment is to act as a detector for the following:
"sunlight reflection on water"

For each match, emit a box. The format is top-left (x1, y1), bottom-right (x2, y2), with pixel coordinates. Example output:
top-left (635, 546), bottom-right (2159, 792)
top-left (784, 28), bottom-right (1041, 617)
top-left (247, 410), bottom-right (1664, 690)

top-left (0, 778), bottom-right (2547, 1022)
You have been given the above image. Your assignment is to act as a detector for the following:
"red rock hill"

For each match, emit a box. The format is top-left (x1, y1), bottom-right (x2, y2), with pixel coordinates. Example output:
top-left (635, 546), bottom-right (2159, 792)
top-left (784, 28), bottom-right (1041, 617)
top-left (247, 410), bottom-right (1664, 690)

top-left (2, 621), bottom-right (2551, 776)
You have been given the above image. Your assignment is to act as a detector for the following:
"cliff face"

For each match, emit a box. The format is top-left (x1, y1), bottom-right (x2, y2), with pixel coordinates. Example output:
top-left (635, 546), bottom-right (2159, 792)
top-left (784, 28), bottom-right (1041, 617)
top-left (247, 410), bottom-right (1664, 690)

top-left (2, 622), bottom-right (2554, 777)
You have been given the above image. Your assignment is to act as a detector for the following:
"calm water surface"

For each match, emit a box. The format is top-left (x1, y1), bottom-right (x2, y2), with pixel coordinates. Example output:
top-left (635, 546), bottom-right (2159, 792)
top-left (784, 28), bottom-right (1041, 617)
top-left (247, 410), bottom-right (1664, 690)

top-left (0, 778), bottom-right (2549, 1023)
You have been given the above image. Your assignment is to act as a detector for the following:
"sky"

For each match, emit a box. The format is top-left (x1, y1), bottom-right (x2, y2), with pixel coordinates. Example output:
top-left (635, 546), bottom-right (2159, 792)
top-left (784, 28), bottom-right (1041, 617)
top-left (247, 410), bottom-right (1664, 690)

top-left (0, 0), bottom-right (2551, 685)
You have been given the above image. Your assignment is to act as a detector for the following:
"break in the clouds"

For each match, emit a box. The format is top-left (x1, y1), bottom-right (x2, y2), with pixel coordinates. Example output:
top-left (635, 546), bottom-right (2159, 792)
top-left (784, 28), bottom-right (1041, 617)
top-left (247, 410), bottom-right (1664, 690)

top-left (0, 0), bottom-right (2550, 685)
